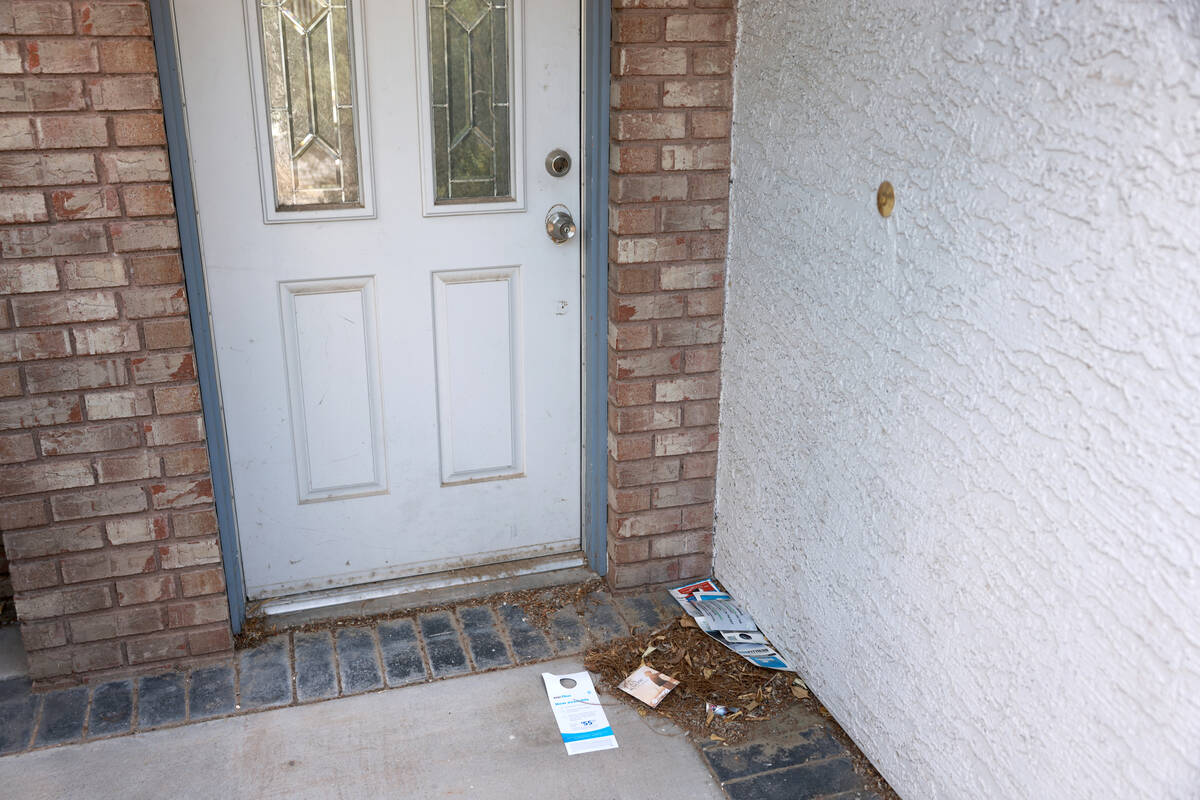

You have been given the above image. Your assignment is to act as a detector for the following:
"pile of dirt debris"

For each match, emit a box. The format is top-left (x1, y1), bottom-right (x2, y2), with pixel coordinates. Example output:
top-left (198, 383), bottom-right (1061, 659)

top-left (584, 615), bottom-right (812, 745)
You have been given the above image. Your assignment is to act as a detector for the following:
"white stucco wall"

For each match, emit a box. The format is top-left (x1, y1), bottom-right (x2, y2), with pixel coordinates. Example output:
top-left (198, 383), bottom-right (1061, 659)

top-left (715, 2), bottom-right (1200, 798)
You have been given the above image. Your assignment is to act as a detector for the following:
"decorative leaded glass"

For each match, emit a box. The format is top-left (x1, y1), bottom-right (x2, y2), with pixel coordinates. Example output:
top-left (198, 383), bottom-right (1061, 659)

top-left (258, 0), bottom-right (362, 210)
top-left (427, 0), bottom-right (512, 203)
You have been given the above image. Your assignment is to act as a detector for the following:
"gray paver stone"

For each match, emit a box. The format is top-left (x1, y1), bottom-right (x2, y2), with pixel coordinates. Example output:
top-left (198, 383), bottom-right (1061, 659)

top-left (34, 686), bottom-right (87, 747)
top-left (188, 664), bottom-right (236, 719)
top-left (377, 619), bottom-right (427, 687)
top-left (496, 604), bottom-right (553, 663)
top-left (457, 607), bottom-right (512, 670)
top-left (0, 693), bottom-right (37, 755)
top-left (87, 680), bottom-right (133, 737)
top-left (723, 757), bottom-right (863, 800)
top-left (294, 630), bottom-right (338, 701)
top-left (547, 605), bottom-right (586, 654)
top-left (0, 677), bottom-right (31, 704)
top-left (701, 727), bottom-right (846, 783)
top-left (336, 627), bottom-right (383, 694)
top-left (615, 593), bottom-right (674, 632)
top-left (582, 591), bottom-right (629, 644)
top-left (137, 672), bottom-right (186, 728)
top-left (419, 612), bottom-right (469, 678)
top-left (237, 635), bottom-right (291, 710)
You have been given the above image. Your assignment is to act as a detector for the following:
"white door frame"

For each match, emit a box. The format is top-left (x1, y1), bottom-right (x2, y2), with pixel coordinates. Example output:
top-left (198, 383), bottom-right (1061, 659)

top-left (147, 0), bottom-right (611, 631)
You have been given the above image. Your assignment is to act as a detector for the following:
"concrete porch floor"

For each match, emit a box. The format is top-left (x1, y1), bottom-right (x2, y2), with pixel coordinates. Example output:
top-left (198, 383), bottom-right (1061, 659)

top-left (0, 656), bottom-right (726, 799)
top-left (0, 586), bottom-right (891, 800)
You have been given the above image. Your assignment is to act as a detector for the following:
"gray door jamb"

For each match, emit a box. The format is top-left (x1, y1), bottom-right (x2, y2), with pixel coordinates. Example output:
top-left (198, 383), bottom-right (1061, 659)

top-left (148, 0), bottom-right (247, 633)
top-left (583, 0), bottom-right (611, 576)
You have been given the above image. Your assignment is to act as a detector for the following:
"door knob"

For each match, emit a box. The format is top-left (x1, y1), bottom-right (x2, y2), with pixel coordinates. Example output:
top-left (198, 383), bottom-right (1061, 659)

top-left (545, 204), bottom-right (577, 244)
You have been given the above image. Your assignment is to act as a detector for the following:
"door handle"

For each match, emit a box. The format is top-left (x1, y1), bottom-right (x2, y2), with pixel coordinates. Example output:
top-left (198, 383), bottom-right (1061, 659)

top-left (545, 204), bottom-right (577, 244)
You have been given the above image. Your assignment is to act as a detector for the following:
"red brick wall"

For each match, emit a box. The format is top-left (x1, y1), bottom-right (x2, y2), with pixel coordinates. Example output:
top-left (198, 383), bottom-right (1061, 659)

top-left (0, 0), bottom-right (232, 686)
top-left (606, 0), bottom-right (733, 588)
top-left (0, 0), bottom-right (733, 682)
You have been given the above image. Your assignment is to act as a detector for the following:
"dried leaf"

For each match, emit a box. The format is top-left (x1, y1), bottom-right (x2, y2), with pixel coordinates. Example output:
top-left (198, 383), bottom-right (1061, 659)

top-left (705, 707), bottom-right (715, 726)
top-left (679, 615), bottom-right (698, 629)
top-left (791, 684), bottom-right (810, 700)
top-left (709, 734), bottom-right (725, 742)
top-left (641, 644), bottom-right (657, 660)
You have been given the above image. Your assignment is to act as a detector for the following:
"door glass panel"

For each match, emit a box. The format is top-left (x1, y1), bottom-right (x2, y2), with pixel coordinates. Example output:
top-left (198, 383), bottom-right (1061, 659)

top-left (258, 0), bottom-right (362, 211)
top-left (427, 0), bottom-right (512, 204)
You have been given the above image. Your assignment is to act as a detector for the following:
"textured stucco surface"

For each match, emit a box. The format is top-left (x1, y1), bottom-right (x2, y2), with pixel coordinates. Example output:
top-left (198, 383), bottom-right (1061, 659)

top-left (715, 2), bottom-right (1200, 798)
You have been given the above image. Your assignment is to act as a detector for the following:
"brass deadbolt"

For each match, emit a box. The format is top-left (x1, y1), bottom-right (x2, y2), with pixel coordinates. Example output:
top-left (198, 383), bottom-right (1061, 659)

top-left (877, 181), bottom-right (895, 217)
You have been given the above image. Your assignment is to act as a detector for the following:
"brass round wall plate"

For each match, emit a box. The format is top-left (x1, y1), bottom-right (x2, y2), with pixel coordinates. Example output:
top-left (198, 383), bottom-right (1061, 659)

top-left (877, 181), bottom-right (895, 217)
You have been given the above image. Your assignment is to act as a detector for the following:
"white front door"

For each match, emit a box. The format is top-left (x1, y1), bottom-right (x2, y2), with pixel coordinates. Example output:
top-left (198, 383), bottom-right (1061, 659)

top-left (172, 0), bottom-right (583, 600)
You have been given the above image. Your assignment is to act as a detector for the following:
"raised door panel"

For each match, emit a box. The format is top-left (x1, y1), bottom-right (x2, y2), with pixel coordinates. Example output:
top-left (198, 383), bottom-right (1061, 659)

top-left (279, 277), bottom-right (386, 501)
top-left (432, 267), bottom-right (523, 484)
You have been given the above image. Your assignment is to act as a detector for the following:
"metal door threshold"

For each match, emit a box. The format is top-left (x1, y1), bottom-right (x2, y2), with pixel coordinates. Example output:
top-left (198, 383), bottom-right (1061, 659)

top-left (255, 553), bottom-right (593, 628)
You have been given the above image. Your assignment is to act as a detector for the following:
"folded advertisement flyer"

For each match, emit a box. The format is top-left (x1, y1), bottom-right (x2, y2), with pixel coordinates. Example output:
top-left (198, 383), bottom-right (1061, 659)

top-left (617, 664), bottom-right (679, 708)
top-left (669, 579), bottom-right (792, 671)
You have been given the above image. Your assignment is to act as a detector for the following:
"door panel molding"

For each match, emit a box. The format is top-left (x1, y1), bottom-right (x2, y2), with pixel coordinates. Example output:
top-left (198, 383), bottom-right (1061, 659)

top-left (432, 267), bottom-right (526, 485)
top-left (279, 276), bottom-right (388, 502)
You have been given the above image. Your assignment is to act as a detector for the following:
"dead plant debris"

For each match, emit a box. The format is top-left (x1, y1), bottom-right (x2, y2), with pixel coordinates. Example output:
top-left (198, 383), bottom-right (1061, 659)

top-left (585, 616), bottom-right (901, 799)
top-left (584, 616), bottom-right (799, 745)
top-left (233, 578), bottom-right (604, 651)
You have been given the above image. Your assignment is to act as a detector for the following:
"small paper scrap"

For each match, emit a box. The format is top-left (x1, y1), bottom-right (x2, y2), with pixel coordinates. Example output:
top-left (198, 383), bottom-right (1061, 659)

top-left (618, 664), bottom-right (679, 708)
top-left (541, 671), bottom-right (619, 755)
